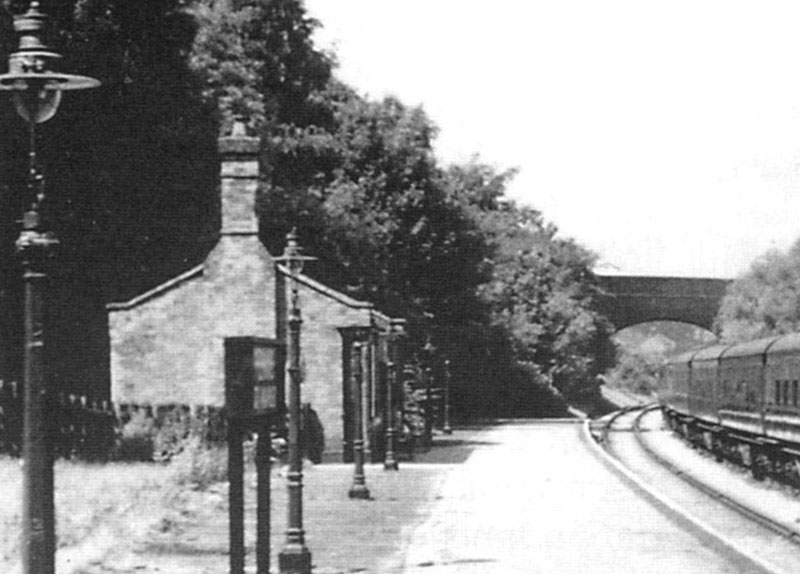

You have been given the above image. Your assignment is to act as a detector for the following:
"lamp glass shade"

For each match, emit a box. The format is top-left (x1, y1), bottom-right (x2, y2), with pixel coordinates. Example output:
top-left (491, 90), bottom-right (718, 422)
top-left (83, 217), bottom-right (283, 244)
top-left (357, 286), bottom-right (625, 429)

top-left (12, 83), bottom-right (60, 123)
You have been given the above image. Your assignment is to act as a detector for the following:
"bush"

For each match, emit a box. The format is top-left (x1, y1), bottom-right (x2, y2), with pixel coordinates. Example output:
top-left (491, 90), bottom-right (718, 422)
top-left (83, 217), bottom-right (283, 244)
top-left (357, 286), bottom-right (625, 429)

top-left (169, 436), bottom-right (228, 490)
top-left (112, 410), bottom-right (156, 462)
top-left (111, 405), bottom-right (227, 463)
top-left (151, 409), bottom-right (194, 462)
top-left (504, 362), bottom-right (570, 418)
top-left (113, 408), bottom-right (229, 490)
top-left (604, 351), bottom-right (663, 396)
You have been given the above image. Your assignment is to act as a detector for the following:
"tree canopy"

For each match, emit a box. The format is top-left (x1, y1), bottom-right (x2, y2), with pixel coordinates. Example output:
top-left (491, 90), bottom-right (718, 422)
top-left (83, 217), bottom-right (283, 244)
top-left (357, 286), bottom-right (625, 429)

top-left (0, 0), bottom-right (615, 413)
top-left (259, 84), bottom-right (490, 326)
top-left (460, 173), bottom-right (616, 400)
top-left (715, 239), bottom-right (800, 342)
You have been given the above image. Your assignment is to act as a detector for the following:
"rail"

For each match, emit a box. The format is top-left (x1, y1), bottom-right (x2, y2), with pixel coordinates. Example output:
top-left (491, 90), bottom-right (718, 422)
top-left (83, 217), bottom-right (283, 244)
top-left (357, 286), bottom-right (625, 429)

top-left (581, 410), bottom-right (779, 574)
top-left (631, 406), bottom-right (800, 545)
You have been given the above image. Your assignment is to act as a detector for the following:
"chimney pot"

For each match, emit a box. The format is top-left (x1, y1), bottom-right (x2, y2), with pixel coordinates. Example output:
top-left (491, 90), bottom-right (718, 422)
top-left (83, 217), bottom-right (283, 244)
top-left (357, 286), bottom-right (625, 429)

top-left (218, 125), bottom-right (260, 235)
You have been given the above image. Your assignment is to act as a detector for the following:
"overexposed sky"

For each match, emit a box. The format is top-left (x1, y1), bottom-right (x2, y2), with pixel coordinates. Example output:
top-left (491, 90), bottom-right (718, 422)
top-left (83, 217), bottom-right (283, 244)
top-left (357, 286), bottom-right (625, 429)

top-left (304, 0), bottom-right (800, 279)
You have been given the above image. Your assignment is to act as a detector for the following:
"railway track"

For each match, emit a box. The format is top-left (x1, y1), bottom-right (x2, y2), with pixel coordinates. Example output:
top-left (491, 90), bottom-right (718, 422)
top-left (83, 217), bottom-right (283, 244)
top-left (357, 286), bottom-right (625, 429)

top-left (589, 406), bottom-right (800, 574)
top-left (632, 406), bottom-right (800, 544)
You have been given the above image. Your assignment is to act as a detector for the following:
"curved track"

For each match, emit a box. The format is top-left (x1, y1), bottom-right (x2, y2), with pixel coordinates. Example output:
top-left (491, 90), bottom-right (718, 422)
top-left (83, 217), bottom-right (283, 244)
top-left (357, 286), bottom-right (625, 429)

top-left (592, 406), bottom-right (800, 574)
top-left (632, 407), bottom-right (800, 544)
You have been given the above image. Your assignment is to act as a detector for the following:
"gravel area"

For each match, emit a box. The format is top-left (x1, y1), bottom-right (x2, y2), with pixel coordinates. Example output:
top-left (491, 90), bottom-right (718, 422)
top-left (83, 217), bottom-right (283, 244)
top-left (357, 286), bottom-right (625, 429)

top-left (642, 410), bottom-right (800, 535)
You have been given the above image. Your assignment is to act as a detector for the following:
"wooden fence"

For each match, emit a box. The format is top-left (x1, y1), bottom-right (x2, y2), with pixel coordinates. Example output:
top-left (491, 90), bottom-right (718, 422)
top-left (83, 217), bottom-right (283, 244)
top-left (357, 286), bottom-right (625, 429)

top-left (0, 380), bottom-right (226, 461)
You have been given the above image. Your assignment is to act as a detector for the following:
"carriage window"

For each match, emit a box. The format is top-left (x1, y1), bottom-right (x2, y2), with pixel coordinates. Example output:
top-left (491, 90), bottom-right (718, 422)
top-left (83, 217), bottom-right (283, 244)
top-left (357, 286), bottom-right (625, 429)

top-left (784, 380), bottom-right (790, 406)
top-left (776, 380), bottom-right (781, 404)
top-left (794, 380), bottom-right (799, 407)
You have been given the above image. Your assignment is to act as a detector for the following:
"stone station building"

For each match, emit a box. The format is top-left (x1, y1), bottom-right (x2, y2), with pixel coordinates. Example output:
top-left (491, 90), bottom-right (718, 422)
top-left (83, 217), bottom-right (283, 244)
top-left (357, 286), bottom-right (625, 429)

top-left (107, 124), bottom-right (403, 461)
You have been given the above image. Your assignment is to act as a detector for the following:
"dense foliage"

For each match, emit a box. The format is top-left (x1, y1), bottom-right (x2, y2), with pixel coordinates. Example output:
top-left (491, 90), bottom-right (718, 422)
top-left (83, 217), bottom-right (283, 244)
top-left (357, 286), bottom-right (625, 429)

top-left (259, 84), bottom-right (490, 327)
top-left (602, 350), bottom-right (662, 395)
top-left (0, 0), bottom-right (614, 413)
top-left (460, 171), bottom-right (616, 400)
top-left (0, 0), bottom-right (221, 387)
top-left (605, 322), bottom-right (717, 397)
top-left (715, 239), bottom-right (800, 342)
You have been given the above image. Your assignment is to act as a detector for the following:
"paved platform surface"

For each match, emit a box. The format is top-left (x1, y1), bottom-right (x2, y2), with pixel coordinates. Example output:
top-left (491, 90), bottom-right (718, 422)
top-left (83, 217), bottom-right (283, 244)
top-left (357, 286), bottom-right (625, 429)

top-left (394, 421), bottom-right (749, 574)
top-left (83, 420), bottom-right (761, 574)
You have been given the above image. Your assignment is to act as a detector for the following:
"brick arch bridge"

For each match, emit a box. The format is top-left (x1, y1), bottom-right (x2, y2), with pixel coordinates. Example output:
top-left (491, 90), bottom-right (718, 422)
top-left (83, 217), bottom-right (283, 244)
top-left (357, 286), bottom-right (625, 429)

top-left (594, 275), bottom-right (732, 332)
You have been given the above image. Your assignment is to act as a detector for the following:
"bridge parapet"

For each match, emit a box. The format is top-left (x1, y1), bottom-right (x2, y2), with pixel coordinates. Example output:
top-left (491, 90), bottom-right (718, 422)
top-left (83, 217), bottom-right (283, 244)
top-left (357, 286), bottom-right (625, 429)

top-left (595, 274), bottom-right (732, 331)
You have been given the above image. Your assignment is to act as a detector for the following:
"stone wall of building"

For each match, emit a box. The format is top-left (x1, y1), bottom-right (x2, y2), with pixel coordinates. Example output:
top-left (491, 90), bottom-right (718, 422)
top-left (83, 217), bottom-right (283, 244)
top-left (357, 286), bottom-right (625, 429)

top-left (278, 270), bottom-right (372, 458)
top-left (107, 123), bottom-right (397, 461)
top-left (108, 235), bottom-right (279, 406)
top-left (108, 123), bottom-right (278, 407)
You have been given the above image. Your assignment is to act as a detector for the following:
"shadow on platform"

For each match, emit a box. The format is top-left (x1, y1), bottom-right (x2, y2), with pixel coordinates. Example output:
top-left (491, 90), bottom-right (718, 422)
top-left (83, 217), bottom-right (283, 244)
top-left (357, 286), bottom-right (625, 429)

top-left (408, 432), bottom-right (499, 464)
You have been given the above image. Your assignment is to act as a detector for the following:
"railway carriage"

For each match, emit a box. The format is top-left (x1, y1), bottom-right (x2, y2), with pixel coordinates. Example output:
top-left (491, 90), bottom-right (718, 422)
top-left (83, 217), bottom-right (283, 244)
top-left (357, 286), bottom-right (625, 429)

top-left (716, 338), bottom-right (776, 436)
top-left (764, 333), bottom-right (800, 443)
top-left (661, 349), bottom-right (693, 415)
top-left (661, 333), bottom-right (800, 481)
top-left (690, 344), bottom-right (726, 425)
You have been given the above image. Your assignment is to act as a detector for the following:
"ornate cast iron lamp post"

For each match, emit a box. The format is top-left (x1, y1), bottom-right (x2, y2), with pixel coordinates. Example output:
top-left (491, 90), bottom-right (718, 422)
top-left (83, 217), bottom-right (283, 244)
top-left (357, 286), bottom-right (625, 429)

top-left (0, 4), bottom-right (99, 574)
top-left (383, 322), bottom-right (403, 471)
top-left (421, 338), bottom-right (435, 448)
top-left (443, 358), bottom-right (452, 434)
top-left (348, 341), bottom-right (371, 498)
top-left (275, 229), bottom-right (315, 574)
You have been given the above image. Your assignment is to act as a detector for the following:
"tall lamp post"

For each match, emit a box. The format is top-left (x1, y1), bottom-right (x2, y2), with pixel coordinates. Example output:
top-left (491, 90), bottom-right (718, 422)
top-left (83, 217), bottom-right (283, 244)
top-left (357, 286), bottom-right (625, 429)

top-left (0, 4), bottom-right (99, 574)
top-left (275, 229), bottom-right (315, 574)
top-left (442, 358), bottom-right (452, 435)
top-left (383, 327), bottom-right (399, 471)
top-left (347, 341), bottom-right (370, 499)
top-left (421, 337), bottom-right (435, 448)
top-left (383, 319), bottom-right (405, 470)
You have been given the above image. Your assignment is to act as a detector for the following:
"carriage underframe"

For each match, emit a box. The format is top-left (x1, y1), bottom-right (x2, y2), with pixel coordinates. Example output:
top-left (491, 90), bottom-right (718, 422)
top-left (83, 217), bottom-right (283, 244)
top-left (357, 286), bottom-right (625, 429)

top-left (663, 407), bottom-right (800, 486)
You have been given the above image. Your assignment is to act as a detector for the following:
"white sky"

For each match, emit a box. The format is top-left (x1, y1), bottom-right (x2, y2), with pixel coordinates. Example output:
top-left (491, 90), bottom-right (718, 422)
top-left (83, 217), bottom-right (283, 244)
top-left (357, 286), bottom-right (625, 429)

top-left (304, 0), bottom-right (800, 279)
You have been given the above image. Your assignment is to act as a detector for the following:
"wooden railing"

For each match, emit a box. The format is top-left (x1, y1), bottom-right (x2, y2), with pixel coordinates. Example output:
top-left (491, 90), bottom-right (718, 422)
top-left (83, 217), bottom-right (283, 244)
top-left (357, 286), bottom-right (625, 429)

top-left (0, 380), bottom-right (227, 461)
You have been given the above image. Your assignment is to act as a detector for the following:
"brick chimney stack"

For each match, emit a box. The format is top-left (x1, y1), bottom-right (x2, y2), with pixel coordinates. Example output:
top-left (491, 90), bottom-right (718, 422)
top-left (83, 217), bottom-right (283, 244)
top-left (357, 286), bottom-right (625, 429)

top-left (218, 121), bottom-right (260, 236)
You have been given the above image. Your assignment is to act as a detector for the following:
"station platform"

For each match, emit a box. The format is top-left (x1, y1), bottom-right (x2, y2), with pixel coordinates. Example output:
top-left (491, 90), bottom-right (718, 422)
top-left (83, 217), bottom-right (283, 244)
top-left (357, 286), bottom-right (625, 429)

top-left (79, 420), bottom-right (764, 574)
top-left (390, 420), bottom-right (753, 574)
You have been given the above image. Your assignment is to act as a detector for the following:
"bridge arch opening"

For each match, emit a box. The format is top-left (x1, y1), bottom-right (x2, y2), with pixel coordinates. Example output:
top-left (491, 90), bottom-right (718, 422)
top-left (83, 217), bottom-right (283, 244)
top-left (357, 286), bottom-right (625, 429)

top-left (602, 321), bottom-right (717, 395)
top-left (612, 321), bottom-right (717, 358)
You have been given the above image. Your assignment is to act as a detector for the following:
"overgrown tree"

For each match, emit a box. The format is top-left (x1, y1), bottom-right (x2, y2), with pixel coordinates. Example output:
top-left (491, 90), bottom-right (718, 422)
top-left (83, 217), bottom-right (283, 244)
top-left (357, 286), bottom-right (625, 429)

top-left (0, 0), bottom-right (336, 390)
top-left (446, 161), bottom-right (615, 402)
top-left (602, 349), bottom-right (663, 395)
top-left (0, 0), bottom-right (616, 418)
top-left (259, 85), bottom-right (489, 327)
top-left (715, 239), bottom-right (800, 342)
top-left (0, 0), bottom-right (220, 390)
top-left (189, 0), bottom-right (333, 132)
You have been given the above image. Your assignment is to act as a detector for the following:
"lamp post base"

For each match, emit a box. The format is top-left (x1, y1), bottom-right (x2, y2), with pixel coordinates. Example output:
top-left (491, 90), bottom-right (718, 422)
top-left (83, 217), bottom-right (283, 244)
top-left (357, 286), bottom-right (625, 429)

top-left (278, 544), bottom-right (312, 574)
top-left (443, 425), bottom-right (453, 435)
top-left (383, 459), bottom-right (399, 471)
top-left (348, 484), bottom-right (371, 500)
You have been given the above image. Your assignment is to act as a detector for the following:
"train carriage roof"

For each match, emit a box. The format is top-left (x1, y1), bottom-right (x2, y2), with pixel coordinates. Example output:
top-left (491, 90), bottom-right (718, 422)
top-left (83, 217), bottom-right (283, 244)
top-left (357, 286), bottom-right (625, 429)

top-left (720, 336), bottom-right (781, 359)
top-left (664, 349), bottom-right (699, 367)
top-left (663, 333), bottom-right (800, 368)
top-left (765, 332), bottom-right (800, 355)
top-left (691, 343), bottom-right (731, 363)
